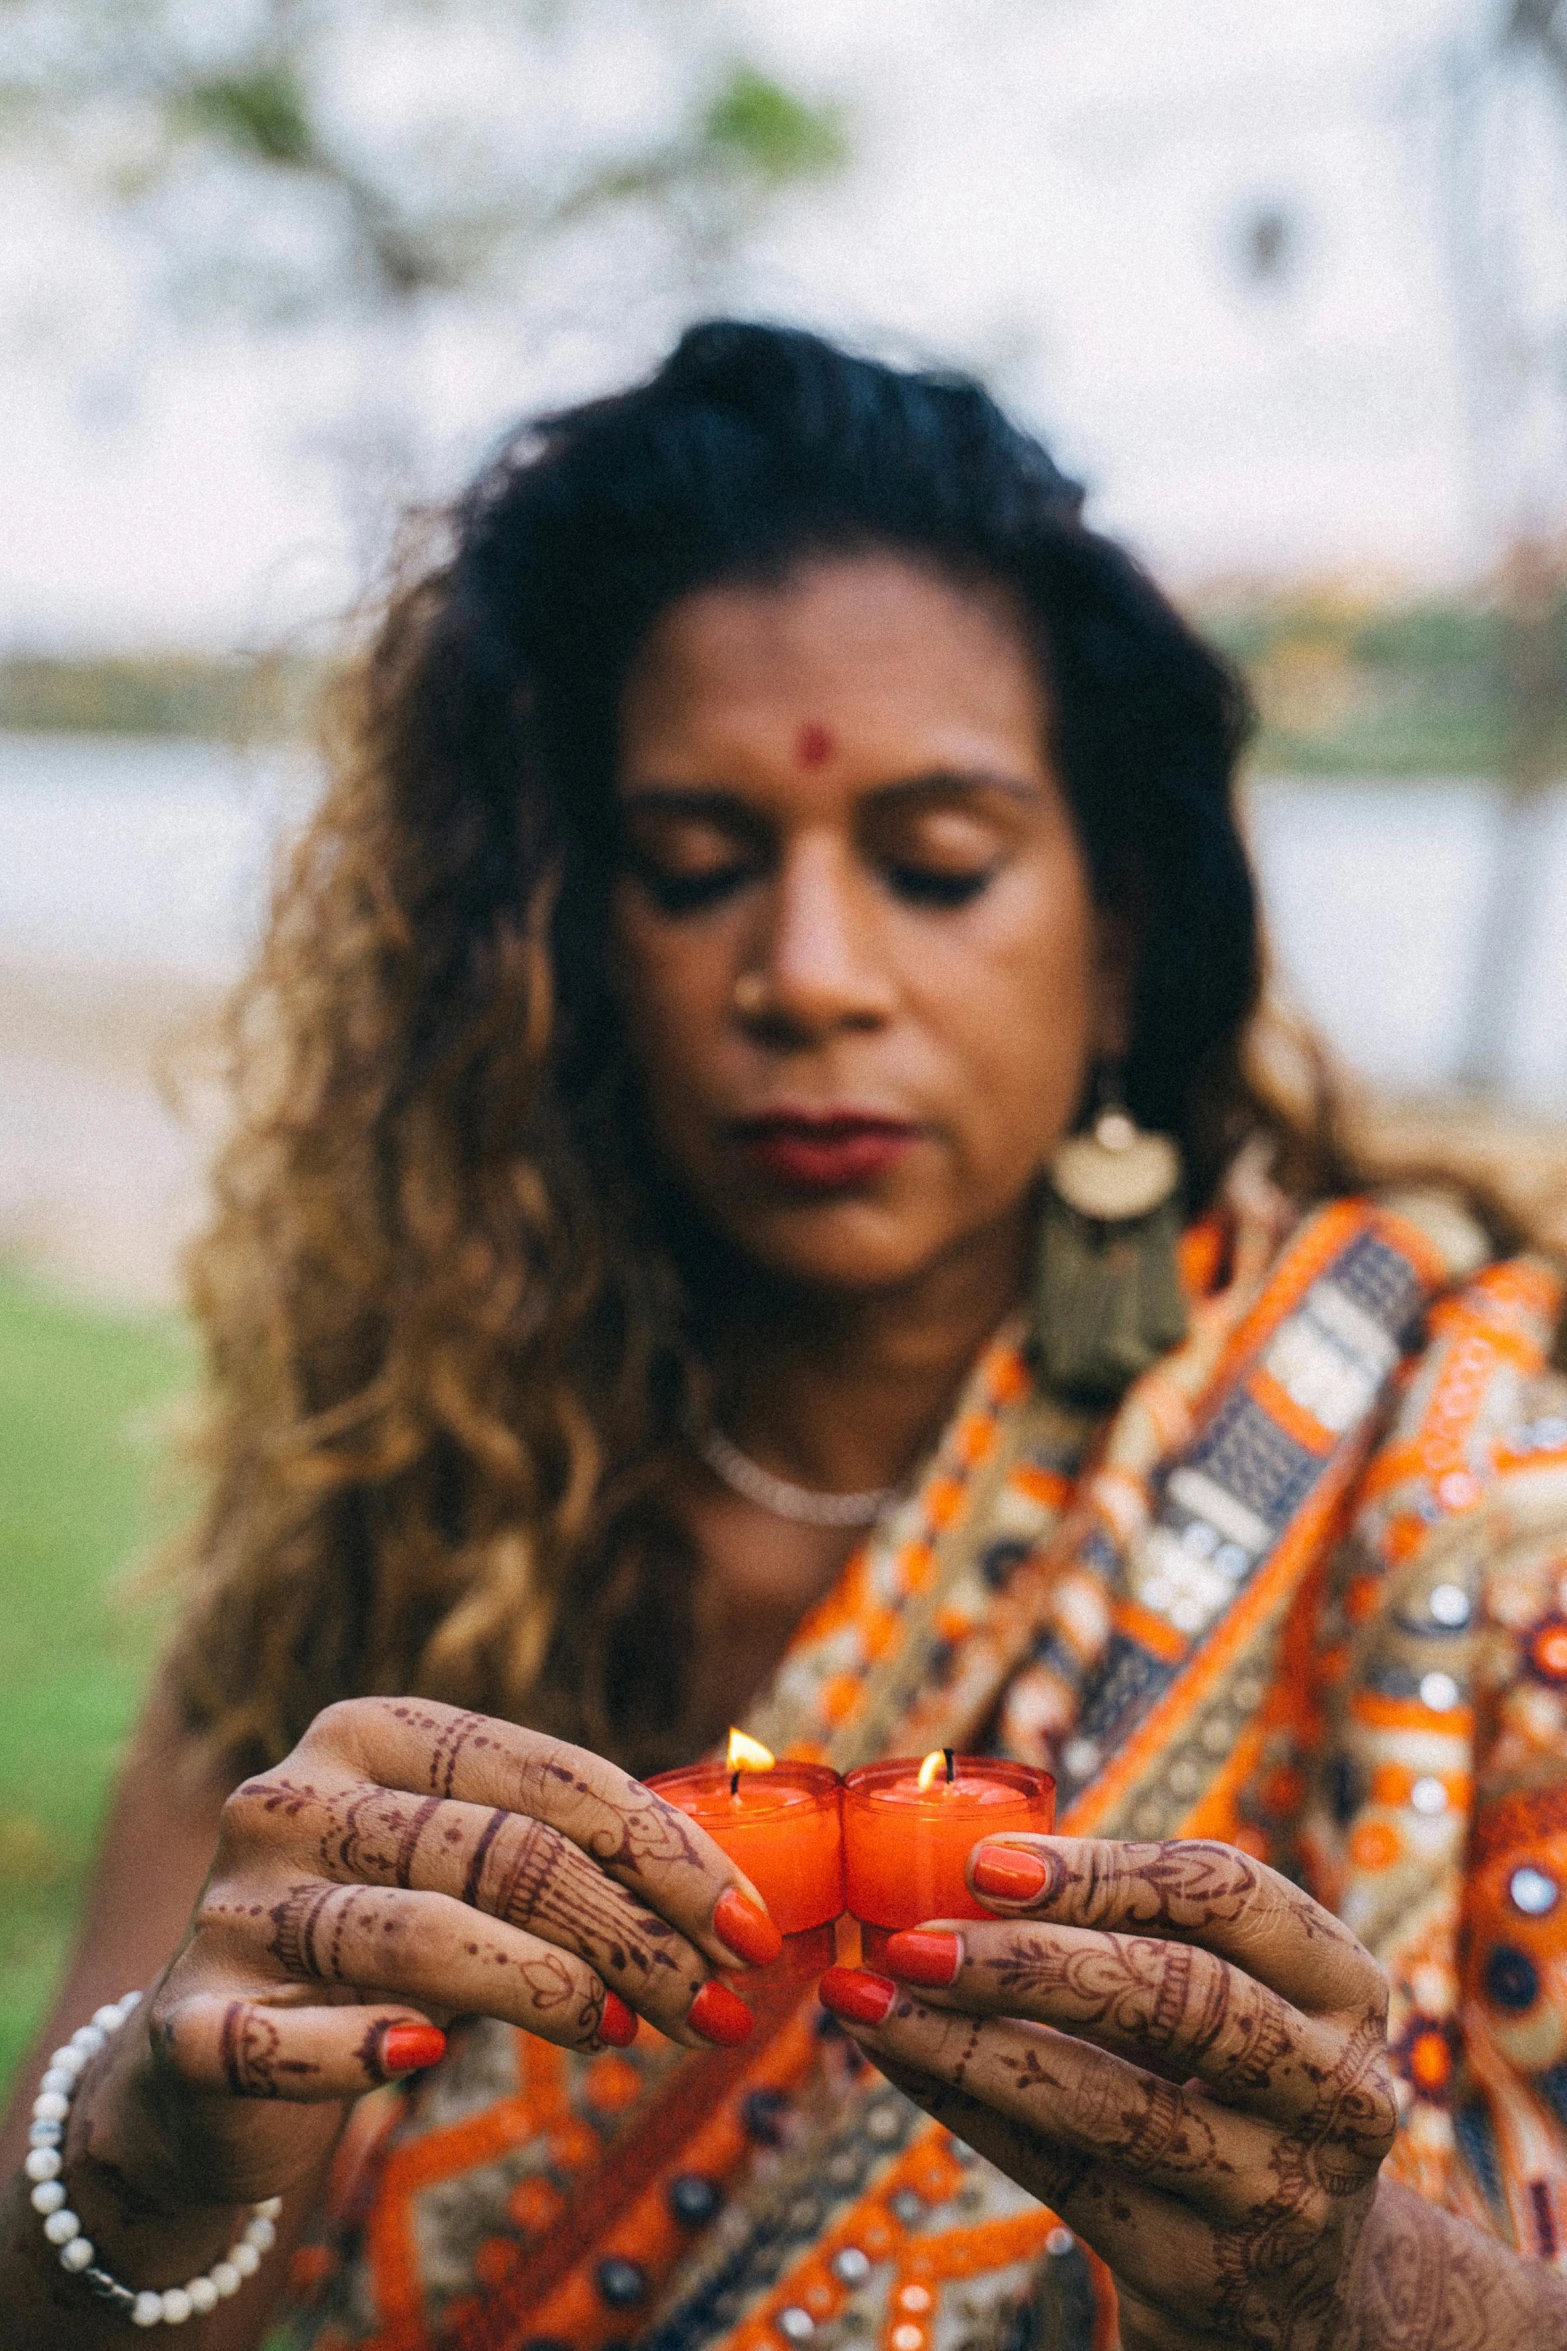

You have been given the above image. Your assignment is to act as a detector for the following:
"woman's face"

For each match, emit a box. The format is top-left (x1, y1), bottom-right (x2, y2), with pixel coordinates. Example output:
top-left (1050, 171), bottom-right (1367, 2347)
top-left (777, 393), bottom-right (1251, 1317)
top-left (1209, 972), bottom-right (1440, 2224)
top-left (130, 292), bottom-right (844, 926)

top-left (611, 551), bottom-right (1122, 1296)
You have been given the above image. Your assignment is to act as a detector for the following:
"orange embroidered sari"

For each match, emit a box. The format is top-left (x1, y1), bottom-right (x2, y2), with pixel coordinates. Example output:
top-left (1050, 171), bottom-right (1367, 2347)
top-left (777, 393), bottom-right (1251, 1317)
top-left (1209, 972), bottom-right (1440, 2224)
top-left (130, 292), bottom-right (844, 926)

top-left (280, 1195), bottom-right (1567, 2351)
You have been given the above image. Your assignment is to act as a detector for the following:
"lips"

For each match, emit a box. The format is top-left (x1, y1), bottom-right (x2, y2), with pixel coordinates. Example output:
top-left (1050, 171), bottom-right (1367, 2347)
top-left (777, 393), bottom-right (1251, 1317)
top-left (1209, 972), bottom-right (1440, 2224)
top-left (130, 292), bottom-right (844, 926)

top-left (730, 1112), bottom-right (918, 1191)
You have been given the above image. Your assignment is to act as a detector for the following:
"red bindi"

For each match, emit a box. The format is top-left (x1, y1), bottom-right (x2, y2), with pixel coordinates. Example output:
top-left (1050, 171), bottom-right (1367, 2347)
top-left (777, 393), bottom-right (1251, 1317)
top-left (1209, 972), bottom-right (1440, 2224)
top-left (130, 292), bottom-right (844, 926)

top-left (794, 721), bottom-right (834, 767)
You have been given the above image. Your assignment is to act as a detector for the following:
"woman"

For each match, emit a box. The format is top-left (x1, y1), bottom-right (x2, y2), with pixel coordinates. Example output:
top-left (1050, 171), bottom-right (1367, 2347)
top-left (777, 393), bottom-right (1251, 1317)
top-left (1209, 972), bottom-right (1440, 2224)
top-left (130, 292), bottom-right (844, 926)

top-left (5, 321), bottom-right (1567, 2351)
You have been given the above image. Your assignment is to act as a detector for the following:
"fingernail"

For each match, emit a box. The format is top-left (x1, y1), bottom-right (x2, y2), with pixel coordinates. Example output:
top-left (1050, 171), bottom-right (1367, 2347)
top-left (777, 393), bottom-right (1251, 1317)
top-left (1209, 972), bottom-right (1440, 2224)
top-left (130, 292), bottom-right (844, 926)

top-left (713, 1887), bottom-right (783, 1968)
top-left (818, 1967), bottom-right (898, 2028)
top-left (381, 2023), bottom-right (447, 2075)
top-left (687, 1981), bottom-right (756, 2047)
top-left (598, 1993), bottom-right (638, 2048)
top-left (883, 1929), bottom-right (963, 1988)
top-left (971, 1845), bottom-right (1049, 1901)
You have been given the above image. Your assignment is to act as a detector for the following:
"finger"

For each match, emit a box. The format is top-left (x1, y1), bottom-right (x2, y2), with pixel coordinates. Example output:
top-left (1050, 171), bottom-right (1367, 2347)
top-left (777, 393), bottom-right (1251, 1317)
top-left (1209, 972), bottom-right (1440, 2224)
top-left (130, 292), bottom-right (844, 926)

top-left (223, 1774), bottom-right (719, 2041)
top-left (206, 1875), bottom-right (735, 2052)
top-left (965, 1836), bottom-right (1381, 2017)
top-left (873, 2052), bottom-right (1093, 2215)
top-left (157, 1989), bottom-right (450, 2103)
top-left (280, 1699), bottom-right (774, 1967)
top-left (873, 2055), bottom-right (1246, 2342)
top-left (818, 1970), bottom-right (1264, 2219)
top-left (881, 1920), bottom-right (1341, 2121)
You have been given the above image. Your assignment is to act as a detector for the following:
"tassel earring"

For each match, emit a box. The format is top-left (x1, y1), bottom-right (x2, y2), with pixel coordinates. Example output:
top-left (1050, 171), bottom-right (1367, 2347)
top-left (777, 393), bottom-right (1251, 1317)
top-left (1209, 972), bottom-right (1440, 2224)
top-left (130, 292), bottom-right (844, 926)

top-left (1032, 1073), bottom-right (1188, 1403)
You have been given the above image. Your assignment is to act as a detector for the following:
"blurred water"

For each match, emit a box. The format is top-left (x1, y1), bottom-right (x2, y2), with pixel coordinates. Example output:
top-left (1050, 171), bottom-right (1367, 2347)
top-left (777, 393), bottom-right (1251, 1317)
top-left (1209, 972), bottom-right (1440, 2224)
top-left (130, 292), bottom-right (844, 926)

top-left (1, 732), bottom-right (1564, 1105)
top-left (0, 732), bottom-right (312, 980)
top-left (1245, 779), bottom-right (1567, 1108)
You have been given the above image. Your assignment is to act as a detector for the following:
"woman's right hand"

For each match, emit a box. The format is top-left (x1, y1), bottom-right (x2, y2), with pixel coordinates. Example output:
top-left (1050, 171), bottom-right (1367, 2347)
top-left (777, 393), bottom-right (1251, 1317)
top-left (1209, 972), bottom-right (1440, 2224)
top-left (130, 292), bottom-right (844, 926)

top-left (89, 1697), bottom-right (781, 2215)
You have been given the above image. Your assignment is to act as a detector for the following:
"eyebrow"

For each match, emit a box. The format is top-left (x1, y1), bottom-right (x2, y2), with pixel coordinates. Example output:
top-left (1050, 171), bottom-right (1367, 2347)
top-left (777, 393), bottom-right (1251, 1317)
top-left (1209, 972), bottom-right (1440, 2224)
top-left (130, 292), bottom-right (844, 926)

top-left (618, 768), bottom-right (1044, 815)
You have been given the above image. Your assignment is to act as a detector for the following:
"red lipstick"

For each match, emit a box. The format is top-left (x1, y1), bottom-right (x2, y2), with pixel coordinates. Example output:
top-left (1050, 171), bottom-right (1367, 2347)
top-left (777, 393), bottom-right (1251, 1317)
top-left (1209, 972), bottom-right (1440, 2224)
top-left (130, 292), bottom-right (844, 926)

top-left (731, 1111), bottom-right (917, 1191)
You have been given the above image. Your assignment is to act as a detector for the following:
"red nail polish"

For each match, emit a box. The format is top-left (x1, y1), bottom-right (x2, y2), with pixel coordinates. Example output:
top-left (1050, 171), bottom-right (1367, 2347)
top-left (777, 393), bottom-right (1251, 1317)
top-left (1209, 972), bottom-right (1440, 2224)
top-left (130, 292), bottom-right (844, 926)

top-left (971, 1845), bottom-right (1049, 1902)
top-left (818, 1967), bottom-right (898, 2028)
top-left (598, 1993), bottom-right (638, 2048)
top-left (381, 2022), bottom-right (447, 2075)
top-left (713, 1887), bottom-right (784, 1968)
top-left (687, 1980), bottom-right (756, 2047)
top-left (884, 1929), bottom-right (963, 1988)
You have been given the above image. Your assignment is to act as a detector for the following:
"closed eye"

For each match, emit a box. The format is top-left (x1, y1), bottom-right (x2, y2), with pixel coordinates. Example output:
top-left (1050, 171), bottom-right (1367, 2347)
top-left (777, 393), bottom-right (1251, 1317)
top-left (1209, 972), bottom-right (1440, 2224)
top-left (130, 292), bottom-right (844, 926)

top-left (625, 855), bottom-right (755, 915)
top-left (883, 863), bottom-right (996, 908)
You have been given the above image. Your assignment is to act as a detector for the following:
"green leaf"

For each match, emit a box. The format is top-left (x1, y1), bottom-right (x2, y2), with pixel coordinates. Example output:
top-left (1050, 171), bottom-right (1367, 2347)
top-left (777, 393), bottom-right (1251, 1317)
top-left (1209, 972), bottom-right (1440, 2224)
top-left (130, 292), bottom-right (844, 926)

top-left (172, 63), bottom-right (315, 168)
top-left (701, 64), bottom-right (845, 184)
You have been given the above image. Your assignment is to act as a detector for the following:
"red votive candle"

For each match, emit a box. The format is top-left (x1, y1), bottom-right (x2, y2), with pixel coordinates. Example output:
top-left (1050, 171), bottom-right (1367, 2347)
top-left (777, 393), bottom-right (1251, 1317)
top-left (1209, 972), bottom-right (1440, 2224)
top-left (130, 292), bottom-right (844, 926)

top-left (843, 1753), bottom-right (1055, 1958)
top-left (646, 1759), bottom-right (845, 1938)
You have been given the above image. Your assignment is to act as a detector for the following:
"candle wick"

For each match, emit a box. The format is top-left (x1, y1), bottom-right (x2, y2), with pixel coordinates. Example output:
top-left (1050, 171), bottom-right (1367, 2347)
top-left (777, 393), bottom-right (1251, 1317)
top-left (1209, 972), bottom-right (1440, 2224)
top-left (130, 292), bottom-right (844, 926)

top-left (944, 1748), bottom-right (955, 1783)
top-left (731, 1770), bottom-right (740, 1797)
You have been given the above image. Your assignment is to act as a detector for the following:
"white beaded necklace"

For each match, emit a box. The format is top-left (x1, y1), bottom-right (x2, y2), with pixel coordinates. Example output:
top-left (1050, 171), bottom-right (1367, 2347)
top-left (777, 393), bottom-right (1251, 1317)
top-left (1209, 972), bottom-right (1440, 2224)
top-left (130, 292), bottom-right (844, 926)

top-left (25, 1989), bottom-right (281, 2326)
top-left (690, 1415), bottom-right (904, 1529)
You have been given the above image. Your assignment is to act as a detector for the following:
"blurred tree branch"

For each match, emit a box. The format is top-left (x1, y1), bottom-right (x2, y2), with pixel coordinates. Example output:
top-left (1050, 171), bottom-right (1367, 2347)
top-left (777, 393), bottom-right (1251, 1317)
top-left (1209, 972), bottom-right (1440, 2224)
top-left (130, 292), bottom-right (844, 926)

top-left (0, 0), bottom-right (848, 322)
top-left (1506, 0), bottom-right (1567, 87)
top-left (0, 0), bottom-right (849, 589)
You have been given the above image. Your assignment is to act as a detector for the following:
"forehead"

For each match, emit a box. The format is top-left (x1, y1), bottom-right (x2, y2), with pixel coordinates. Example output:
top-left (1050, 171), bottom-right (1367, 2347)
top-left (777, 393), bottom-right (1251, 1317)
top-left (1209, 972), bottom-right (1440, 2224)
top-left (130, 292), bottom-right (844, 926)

top-left (618, 552), bottom-right (1049, 789)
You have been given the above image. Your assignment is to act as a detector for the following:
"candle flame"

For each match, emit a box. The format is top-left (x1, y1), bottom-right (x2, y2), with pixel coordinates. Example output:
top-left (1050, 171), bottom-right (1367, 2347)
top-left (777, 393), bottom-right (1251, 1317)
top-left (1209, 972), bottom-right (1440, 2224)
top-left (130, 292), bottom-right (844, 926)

top-left (727, 1728), bottom-right (776, 1775)
top-left (916, 1748), bottom-right (951, 1791)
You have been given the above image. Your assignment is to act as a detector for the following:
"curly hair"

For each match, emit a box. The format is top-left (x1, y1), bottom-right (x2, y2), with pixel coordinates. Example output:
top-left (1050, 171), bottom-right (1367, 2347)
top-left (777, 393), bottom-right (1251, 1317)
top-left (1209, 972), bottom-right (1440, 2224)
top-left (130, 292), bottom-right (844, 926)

top-left (165, 319), bottom-right (1540, 1784)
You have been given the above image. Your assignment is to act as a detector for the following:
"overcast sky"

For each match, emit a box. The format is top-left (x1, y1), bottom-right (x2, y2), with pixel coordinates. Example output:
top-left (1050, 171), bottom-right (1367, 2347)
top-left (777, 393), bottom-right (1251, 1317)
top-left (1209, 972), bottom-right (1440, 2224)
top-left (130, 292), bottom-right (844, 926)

top-left (2, 0), bottom-right (1564, 648)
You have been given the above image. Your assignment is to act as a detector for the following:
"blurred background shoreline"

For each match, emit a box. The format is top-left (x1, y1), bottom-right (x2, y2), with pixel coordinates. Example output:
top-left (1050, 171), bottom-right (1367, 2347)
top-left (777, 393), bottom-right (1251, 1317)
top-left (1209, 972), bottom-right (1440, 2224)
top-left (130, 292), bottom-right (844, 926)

top-left (4, 585), bottom-right (1566, 1309)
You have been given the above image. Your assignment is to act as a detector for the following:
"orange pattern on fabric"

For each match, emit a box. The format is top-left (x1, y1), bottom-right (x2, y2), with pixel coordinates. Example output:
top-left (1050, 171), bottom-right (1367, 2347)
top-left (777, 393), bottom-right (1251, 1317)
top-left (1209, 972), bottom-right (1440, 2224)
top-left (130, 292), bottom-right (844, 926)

top-left (494, 2011), bottom-right (823, 2351)
top-left (364, 2039), bottom-right (568, 2341)
top-left (1069, 1442), bottom-right (1367, 1839)
top-left (282, 1218), bottom-right (1567, 2351)
top-left (719, 2126), bottom-right (1093, 2351)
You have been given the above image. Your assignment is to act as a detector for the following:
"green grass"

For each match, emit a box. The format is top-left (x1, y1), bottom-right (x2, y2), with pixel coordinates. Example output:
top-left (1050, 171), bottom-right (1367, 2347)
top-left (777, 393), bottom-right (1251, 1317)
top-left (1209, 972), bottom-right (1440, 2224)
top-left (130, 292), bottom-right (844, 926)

top-left (0, 1272), bottom-right (194, 2099)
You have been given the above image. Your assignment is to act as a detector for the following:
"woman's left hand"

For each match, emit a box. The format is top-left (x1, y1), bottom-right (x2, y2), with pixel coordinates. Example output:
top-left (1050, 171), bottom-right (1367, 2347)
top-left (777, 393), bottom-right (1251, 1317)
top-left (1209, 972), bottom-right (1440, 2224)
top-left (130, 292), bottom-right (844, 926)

top-left (819, 1835), bottom-right (1400, 2350)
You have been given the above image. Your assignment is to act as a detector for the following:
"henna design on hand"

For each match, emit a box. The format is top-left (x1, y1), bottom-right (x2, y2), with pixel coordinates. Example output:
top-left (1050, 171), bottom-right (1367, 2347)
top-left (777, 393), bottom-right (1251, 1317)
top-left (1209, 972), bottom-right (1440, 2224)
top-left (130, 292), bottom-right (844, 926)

top-left (425, 1708), bottom-right (499, 1798)
top-left (391, 1794), bottom-right (443, 1888)
top-left (483, 1814), bottom-right (560, 1935)
top-left (1347, 2180), bottom-right (1567, 2351)
top-left (980, 1927), bottom-right (1302, 2102)
top-left (995, 2040), bottom-right (1059, 2100)
top-left (218, 2001), bottom-right (322, 2099)
top-left (1112, 2077), bottom-right (1230, 2180)
top-left (1200, 1976), bottom-right (1298, 2101)
top-left (238, 1766), bottom-right (703, 2037)
top-left (1354, 2204), bottom-right (1449, 2346)
top-left (1036, 1839), bottom-right (1361, 1963)
top-left (317, 1785), bottom-right (443, 1889)
top-left (514, 1949), bottom-right (581, 2016)
top-left (944, 2017), bottom-right (983, 2094)
top-left (268, 1879), bottom-right (377, 1983)
top-left (472, 1810), bottom-right (691, 1998)
top-left (235, 1773), bottom-right (326, 1821)
top-left (509, 1952), bottom-right (606, 2047)
top-left (352, 2016), bottom-right (400, 2088)
top-left (557, 1780), bottom-right (707, 1880)
top-left (461, 1806), bottom-right (508, 1908)
top-left (268, 1881), bottom-right (339, 1980)
top-left (1301, 2011), bottom-right (1399, 2190)
top-left (1201, 2008), bottom-right (1396, 2341)
top-left (1144, 1934), bottom-right (1208, 2052)
top-left (993, 2035), bottom-right (1233, 2185)
top-left (858, 1840), bottom-right (1419, 2349)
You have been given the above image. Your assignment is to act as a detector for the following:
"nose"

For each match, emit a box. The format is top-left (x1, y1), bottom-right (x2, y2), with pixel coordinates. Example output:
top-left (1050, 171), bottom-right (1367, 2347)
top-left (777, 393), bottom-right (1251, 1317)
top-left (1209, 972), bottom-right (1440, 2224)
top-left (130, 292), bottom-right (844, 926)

top-left (738, 834), bottom-right (897, 1042)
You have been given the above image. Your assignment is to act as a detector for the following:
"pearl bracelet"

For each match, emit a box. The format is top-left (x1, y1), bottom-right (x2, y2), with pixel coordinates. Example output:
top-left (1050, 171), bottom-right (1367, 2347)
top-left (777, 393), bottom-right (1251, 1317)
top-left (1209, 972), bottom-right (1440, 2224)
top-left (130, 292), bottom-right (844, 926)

top-left (24, 1989), bottom-right (283, 2326)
